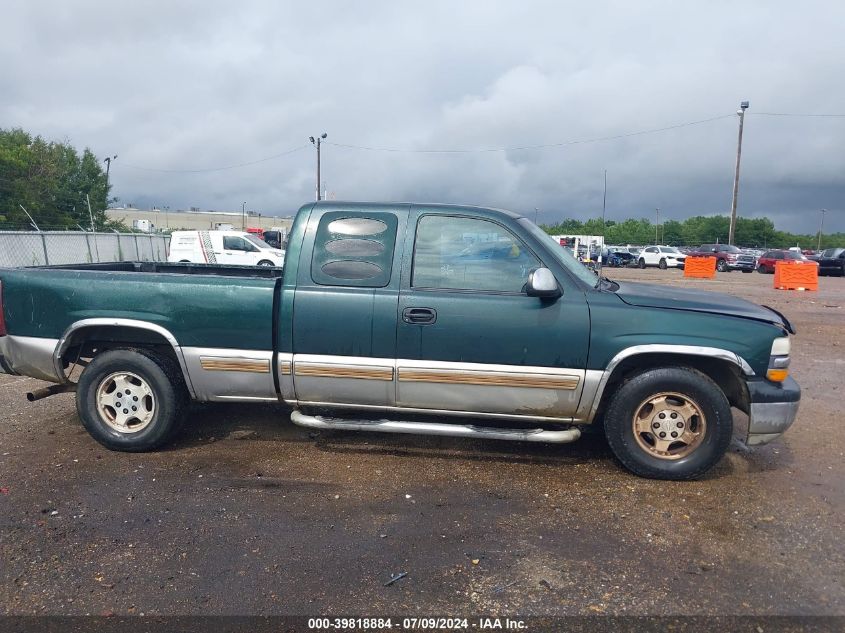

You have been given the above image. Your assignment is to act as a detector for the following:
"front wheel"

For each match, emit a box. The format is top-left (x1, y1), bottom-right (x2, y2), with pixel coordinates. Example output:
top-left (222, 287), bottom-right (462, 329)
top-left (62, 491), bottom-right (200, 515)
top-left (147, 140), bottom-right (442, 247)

top-left (757, 264), bottom-right (768, 274)
top-left (257, 260), bottom-right (275, 267)
top-left (76, 349), bottom-right (187, 451)
top-left (603, 367), bottom-right (733, 480)
top-left (638, 258), bottom-right (646, 269)
top-left (716, 259), bottom-right (728, 272)
top-left (658, 258), bottom-right (667, 270)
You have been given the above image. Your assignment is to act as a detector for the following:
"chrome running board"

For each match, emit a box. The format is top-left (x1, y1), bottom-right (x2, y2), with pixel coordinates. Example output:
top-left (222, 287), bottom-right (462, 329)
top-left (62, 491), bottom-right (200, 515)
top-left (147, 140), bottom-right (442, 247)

top-left (290, 410), bottom-right (581, 444)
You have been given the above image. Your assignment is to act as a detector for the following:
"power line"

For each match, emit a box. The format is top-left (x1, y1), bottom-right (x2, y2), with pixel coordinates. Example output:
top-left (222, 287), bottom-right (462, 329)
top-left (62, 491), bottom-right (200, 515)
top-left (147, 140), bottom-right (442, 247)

top-left (752, 112), bottom-right (845, 117)
top-left (120, 144), bottom-right (309, 173)
top-left (324, 114), bottom-right (737, 154)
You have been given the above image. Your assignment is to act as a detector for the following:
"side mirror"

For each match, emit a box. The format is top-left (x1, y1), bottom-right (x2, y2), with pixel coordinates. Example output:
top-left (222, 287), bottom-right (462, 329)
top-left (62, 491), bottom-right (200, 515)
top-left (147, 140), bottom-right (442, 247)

top-left (526, 267), bottom-right (561, 299)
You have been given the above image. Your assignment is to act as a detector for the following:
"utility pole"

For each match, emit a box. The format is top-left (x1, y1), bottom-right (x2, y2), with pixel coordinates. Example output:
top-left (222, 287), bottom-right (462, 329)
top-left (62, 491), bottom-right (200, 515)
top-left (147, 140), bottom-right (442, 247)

top-left (242, 202), bottom-right (246, 230)
top-left (655, 208), bottom-right (660, 244)
top-left (309, 133), bottom-right (327, 201)
top-left (599, 169), bottom-right (607, 270)
top-left (817, 208), bottom-right (827, 250)
top-left (103, 155), bottom-right (117, 203)
top-left (728, 101), bottom-right (750, 245)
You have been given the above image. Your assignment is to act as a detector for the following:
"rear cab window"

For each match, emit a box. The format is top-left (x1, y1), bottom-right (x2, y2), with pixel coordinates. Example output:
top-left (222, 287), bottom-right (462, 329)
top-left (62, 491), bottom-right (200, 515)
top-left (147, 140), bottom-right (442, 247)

top-left (311, 212), bottom-right (398, 287)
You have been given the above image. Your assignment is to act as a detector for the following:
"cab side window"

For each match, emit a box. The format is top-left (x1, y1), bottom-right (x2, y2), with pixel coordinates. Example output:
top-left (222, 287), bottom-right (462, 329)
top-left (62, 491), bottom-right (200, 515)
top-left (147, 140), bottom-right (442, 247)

top-left (412, 215), bottom-right (540, 293)
top-left (311, 212), bottom-right (398, 287)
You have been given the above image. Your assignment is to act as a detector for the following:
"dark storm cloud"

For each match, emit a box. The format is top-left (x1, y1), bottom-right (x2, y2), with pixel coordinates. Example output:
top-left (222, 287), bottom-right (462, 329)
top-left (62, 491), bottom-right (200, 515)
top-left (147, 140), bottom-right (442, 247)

top-left (2, 0), bottom-right (843, 232)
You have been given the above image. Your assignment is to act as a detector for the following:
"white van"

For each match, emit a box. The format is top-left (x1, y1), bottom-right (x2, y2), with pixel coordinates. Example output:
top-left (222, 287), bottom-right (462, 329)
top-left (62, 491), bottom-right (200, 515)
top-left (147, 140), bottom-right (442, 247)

top-left (167, 231), bottom-right (285, 267)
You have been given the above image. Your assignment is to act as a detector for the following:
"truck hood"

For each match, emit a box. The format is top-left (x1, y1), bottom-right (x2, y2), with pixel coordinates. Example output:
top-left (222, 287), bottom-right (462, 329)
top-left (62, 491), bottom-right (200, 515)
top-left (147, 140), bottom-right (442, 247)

top-left (613, 280), bottom-right (794, 333)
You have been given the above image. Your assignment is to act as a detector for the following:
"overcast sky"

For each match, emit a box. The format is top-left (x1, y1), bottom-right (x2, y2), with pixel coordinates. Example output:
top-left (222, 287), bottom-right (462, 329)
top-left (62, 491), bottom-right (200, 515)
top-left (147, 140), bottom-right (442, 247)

top-left (3, 1), bottom-right (844, 232)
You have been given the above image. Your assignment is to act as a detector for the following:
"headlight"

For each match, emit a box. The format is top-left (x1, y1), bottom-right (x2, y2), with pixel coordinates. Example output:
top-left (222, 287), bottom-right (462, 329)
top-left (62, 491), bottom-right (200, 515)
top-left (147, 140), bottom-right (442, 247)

top-left (766, 337), bottom-right (790, 382)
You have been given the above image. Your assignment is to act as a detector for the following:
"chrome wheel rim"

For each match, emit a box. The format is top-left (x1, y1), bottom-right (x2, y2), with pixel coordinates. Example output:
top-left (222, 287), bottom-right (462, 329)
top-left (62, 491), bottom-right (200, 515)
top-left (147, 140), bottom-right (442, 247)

top-left (95, 371), bottom-right (156, 433)
top-left (632, 392), bottom-right (706, 460)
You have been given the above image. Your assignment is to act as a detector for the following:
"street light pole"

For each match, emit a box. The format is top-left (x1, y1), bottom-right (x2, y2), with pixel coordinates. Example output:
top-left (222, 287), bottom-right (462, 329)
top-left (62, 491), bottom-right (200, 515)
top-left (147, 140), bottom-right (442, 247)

top-left (242, 202), bottom-right (246, 230)
top-left (728, 101), bottom-right (750, 245)
top-left (309, 133), bottom-right (327, 201)
top-left (103, 155), bottom-right (117, 203)
top-left (817, 208), bottom-right (827, 250)
top-left (655, 208), bottom-right (660, 244)
top-left (534, 207), bottom-right (539, 224)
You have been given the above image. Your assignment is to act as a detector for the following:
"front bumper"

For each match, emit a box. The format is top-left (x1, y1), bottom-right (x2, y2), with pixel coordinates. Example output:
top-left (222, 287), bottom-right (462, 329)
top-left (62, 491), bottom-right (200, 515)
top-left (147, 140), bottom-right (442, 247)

top-left (729, 260), bottom-right (756, 271)
top-left (746, 376), bottom-right (801, 445)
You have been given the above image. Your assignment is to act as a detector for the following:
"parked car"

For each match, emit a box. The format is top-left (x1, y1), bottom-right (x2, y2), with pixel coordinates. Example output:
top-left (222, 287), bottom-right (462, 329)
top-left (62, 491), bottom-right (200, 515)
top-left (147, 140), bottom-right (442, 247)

top-left (637, 246), bottom-right (686, 269)
top-left (756, 250), bottom-right (819, 274)
top-left (602, 249), bottom-right (637, 268)
top-left (687, 244), bottom-right (756, 273)
top-left (0, 201), bottom-right (799, 480)
top-left (817, 247), bottom-right (845, 276)
top-left (168, 230), bottom-right (285, 267)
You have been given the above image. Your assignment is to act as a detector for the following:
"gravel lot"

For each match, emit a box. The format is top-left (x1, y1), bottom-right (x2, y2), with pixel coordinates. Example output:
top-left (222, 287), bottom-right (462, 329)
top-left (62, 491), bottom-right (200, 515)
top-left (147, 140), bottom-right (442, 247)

top-left (1, 268), bottom-right (843, 617)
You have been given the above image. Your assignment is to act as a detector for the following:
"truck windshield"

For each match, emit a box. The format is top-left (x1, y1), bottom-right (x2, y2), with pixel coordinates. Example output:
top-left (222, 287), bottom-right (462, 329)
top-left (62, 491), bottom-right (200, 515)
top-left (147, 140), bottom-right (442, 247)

top-left (245, 235), bottom-right (271, 249)
top-left (517, 218), bottom-right (598, 287)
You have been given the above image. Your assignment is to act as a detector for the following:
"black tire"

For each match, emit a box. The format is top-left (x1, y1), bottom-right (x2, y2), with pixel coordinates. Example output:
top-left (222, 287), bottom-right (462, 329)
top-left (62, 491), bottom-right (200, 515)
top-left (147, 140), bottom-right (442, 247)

top-left (257, 260), bottom-right (275, 267)
top-left (76, 349), bottom-right (188, 452)
top-left (658, 258), bottom-right (667, 270)
top-left (638, 258), bottom-right (646, 269)
top-left (716, 259), bottom-right (728, 272)
top-left (603, 367), bottom-right (733, 480)
top-left (757, 264), bottom-right (768, 274)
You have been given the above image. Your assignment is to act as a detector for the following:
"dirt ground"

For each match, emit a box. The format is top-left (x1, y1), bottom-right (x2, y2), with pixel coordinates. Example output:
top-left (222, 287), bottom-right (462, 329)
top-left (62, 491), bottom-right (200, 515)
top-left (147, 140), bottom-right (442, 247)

top-left (0, 268), bottom-right (843, 618)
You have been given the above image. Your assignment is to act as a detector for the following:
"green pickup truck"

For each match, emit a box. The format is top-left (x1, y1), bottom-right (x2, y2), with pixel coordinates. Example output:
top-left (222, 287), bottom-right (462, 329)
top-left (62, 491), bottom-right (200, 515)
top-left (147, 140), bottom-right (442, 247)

top-left (0, 202), bottom-right (800, 479)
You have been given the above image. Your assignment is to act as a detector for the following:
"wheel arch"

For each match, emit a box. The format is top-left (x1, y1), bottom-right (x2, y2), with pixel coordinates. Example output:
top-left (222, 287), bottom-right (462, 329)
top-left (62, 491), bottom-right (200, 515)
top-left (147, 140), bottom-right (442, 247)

top-left (587, 345), bottom-right (752, 424)
top-left (53, 318), bottom-right (196, 398)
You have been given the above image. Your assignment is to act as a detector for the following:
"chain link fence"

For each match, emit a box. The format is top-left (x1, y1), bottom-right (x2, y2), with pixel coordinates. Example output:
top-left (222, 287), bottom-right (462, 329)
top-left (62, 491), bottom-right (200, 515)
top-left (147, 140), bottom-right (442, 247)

top-left (0, 231), bottom-right (170, 268)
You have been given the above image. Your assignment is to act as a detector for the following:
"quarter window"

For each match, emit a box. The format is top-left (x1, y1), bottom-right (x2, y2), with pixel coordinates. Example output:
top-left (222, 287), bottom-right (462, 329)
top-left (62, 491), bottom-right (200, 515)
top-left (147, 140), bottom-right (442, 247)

top-left (311, 212), bottom-right (397, 287)
top-left (412, 215), bottom-right (540, 292)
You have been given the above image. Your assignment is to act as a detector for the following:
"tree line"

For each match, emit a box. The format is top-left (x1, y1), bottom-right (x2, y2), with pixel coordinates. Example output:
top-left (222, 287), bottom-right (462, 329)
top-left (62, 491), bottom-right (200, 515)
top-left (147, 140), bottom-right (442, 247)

top-left (542, 213), bottom-right (841, 250)
top-left (0, 127), bottom-right (123, 231)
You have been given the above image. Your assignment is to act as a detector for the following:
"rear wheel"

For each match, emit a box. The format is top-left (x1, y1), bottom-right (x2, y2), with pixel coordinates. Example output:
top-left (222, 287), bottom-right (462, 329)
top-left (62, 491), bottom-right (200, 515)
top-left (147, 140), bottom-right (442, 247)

top-left (638, 258), bottom-right (646, 269)
top-left (603, 367), bottom-right (733, 480)
top-left (257, 259), bottom-right (275, 267)
top-left (716, 259), bottom-right (728, 272)
top-left (76, 349), bottom-right (187, 451)
top-left (658, 258), bottom-right (667, 270)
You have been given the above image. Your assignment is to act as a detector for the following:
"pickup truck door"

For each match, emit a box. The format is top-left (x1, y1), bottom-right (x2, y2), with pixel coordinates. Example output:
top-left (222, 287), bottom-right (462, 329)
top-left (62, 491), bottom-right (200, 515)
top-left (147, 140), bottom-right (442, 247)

top-left (395, 209), bottom-right (591, 420)
top-left (289, 206), bottom-right (408, 407)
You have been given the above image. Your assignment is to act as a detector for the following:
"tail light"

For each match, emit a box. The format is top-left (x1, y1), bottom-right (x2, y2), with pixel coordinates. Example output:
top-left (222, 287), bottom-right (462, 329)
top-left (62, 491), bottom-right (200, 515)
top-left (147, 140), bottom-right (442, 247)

top-left (0, 280), bottom-right (6, 337)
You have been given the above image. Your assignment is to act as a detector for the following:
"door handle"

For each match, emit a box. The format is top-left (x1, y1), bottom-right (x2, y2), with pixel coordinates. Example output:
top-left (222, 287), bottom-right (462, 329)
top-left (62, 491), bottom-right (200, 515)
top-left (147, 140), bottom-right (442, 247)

top-left (402, 307), bottom-right (437, 325)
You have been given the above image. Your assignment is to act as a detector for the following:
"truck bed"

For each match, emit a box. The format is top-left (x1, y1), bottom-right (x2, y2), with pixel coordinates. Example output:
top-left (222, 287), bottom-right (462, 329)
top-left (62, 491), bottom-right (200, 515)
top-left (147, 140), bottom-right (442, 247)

top-left (0, 262), bottom-right (280, 351)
